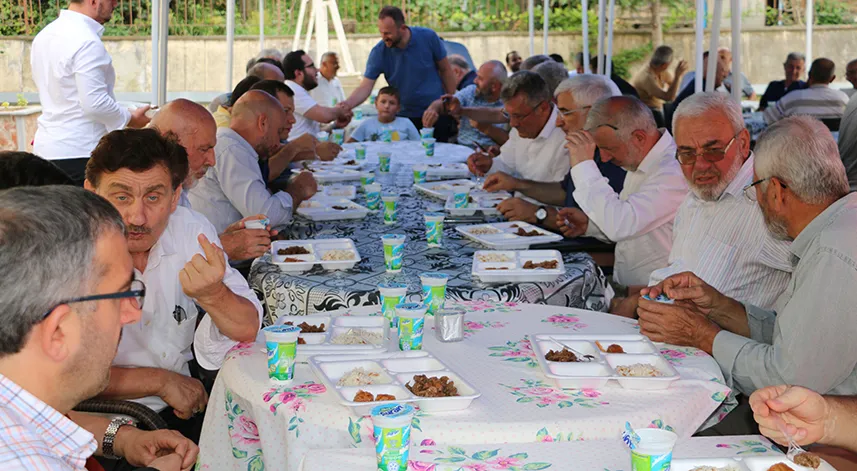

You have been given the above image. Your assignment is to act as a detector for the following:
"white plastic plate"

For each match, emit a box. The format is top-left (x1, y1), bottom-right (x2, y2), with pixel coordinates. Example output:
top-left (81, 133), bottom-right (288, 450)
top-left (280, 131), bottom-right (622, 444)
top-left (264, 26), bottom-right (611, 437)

top-left (271, 239), bottom-right (361, 272)
top-left (472, 250), bottom-right (564, 283)
top-left (424, 162), bottom-right (470, 179)
top-left (456, 221), bottom-right (563, 249)
top-left (530, 333), bottom-right (680, 390)
top-left (444, 193), bottom-right (510, 216)
top-left (413, 179), bottom-right (476, 200)
top-left (319, 184), bottom-right (357, 200)
top-left (297, 198), bottom-right (369, 221)
top-left (293, 157), bottom-right (364, 171)
top-left (296, 167), bottom-right (367, 183)
top-left (264, 314), bottom-right (388, 361)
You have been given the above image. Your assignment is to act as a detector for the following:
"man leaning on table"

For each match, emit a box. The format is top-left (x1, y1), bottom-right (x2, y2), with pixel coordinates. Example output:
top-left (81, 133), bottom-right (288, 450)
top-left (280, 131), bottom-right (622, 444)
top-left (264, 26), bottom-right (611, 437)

top-left (480, 75), bottom-right (626, 233)
top-left (0, 186), bottom-right (197, 471)
top-left (638, 116), bottom-right (857, 401)
top-left (189, 91), bottom-right (319, 234)
top-left (84, 128), bottom-right (263, 442)
top-left (609, 92), bottom-right (792, 318)
top-left (554, 96), bottom-right (688, 287)
top-left (465, 71), bottom-right (569, 183)
top-left (31, 0), bottom-right (151, 184)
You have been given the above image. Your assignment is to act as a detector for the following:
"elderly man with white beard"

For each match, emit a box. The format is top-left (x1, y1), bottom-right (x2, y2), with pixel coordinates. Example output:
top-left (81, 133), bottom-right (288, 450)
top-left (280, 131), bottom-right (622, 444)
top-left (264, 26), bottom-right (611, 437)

top-left (609, 92), bottom-right (793, 317)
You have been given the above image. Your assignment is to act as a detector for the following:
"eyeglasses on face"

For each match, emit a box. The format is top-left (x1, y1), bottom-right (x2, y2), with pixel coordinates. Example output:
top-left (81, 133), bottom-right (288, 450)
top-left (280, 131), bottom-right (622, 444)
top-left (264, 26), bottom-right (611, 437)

top-left (41, 279), bottom-right (146, 320)
top-left (742, 177), bottom-right (788, 202)
top-left (559, 106), bottom-right (591, 116)
top-left (675, 131), bottom-right (742, 166)
top-left (502, 100), bottom-right (546, 122)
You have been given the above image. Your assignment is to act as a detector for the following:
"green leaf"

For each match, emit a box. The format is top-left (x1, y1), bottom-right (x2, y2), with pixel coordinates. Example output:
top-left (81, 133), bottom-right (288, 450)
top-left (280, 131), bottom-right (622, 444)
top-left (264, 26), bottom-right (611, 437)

top-left (450, 446), bottom-right (467, 456)
top-left (232, 448), bottom-right (248, 459)
top-left (435, 456), bottom-right (467, 463)
top-left (288, 424), bottom-right (298, 431)
top-left (558, 401), bottom-right (574, 408)
top-left (509, 453), bottom-right (529, 459)
top-left (248, 455), bottom-right (265, 471)
top-left (471, 449), bottom-right (499, 461)
top-left (348, 418), bottom-right (362, 444)
top-left (488, 346), bottom-right (511, 351)
top-left (412, 417), bottom-right (422, 432)
top-left (516, 397), bottom-right (535, 403)
top-left (535, 427), bottom-right (548, 440)
top-left (507, 357), bottom-right (532, 362)
top-left (522, 463), bottom-right (552, 470)
top-left (226, 389), bottom-right (234, 403)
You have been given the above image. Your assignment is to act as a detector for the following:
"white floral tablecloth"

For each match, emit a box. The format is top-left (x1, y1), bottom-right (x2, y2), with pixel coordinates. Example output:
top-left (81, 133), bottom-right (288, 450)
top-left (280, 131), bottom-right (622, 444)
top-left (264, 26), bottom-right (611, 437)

top-left (198, 302), bottom-right (735, 471)
top-left (299, 435), bottom-right (782, 470)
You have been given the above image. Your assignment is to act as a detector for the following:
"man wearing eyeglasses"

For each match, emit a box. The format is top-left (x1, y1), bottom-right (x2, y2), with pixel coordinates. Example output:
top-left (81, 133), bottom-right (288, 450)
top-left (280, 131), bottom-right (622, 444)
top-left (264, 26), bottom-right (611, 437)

top-left (638, 115), bottom-right (857, 420)
top-left (465, 71), bottom-right (569, 185)
top-left (283, 50), bottom-right (352, 142)
top-left (599, 92), bottom-right (794, 324)
top-left (84, 129), bottom-right (263, 442)
top-left (0, 186), bottom-right (197, 470)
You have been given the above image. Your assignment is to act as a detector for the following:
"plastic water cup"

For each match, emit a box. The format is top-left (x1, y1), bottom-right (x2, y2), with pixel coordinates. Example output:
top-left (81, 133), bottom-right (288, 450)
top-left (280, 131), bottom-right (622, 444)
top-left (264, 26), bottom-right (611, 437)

top-left (424, 212), bottom-right (444, 248)
top-left (317, 131), bottom-right (329, 142)
top-left (370, 403), bottom-right (415, 471)
top-left (378, 152), bottom-right (392, 173)
top-left (396, 303), bottom-right (427, 350)
top-left (420, 128), bottom-right (434, 139)
top-left (355, 109), bottom-right (364, 120)
top-left (262, 325), bottom-right (301, 382)
top-left (244, 217), bottom-right (269, 230)
top-left (355, 144), bottom-right (367, 160)
top-left (452, 189), bottom-right (470, 208)
top-left (331, 128), bottom-right (345, 145)
top-left (422, 138), bottom-right (436, 157)
top-left (365, 183), bottom-right (382, 210)
top-left (378, 282), bottom-right (408, 328)
top-left (420, 272), bottom-right (449, 315)
top-left (382, 195), bottom-right (399, 225)
top-left (381, 234), bottom-right (406, 273)
top-left (630, 429), bottom-right (678, 471)
top-left (413, 164), bottom-right (428, 184)
top-left (361, 174), bottom-right (376, 188)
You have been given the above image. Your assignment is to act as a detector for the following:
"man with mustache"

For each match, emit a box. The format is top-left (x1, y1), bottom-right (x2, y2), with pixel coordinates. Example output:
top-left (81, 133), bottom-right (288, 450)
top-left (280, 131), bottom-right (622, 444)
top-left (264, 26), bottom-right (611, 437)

top-left (84, 128), bottom-right (263, 442)
top-left (609, 93), bottom-right (792, 318)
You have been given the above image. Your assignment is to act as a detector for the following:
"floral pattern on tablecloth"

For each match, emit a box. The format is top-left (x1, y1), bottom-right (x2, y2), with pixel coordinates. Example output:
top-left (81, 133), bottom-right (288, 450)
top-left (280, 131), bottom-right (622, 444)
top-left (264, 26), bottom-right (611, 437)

top-left (660, 346), bottom-right (708, 366)
top-left (225, 389), bottom-right (265, 471)
top-left (261, 382), bottom-right (326, 437)
top-left (541, 313), bottom-right (588, 330)
top-left (488, 338), bottom-right (538, 368)
top-left (410, 447), bottom-right (552, 470)
top-left (715, 439), bottom-right (780, 454)
top-left (501, 379), bottom-right (609, 409)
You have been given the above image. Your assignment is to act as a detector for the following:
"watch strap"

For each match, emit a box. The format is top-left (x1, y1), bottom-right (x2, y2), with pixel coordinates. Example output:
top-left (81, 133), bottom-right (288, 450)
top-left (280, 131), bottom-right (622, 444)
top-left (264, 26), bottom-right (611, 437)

top-left (102, 417), bottom-right (134, 459)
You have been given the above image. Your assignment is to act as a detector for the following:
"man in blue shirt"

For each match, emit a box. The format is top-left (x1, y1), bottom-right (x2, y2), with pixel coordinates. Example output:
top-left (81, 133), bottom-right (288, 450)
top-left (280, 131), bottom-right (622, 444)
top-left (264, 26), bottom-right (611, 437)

top-left (422, 60), bottom-right (509, 149)
top-left (759, 52), bottom-right (807, 111)
top-left (341, 6), bottom-right (458, 142)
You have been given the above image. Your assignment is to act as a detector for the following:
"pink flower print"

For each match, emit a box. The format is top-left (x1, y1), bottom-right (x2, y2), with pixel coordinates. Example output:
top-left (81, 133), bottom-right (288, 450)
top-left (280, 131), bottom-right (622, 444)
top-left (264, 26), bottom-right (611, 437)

top-left (262, 389), bottom-right (277, 402)
top-left (520, 341), bottom-right (534, 352)
top-left (269, 404), bottom-right (277, 414)
top-left (278, 391), bottom-right (297, 404)
top-left (503, 350), bottom-right (527, 357)
top-left (716, 444), bottom-right (730, 448)
top-left (420, 438), bottom-right (436, 446)
top-left (230, 415), bottom-right (260, 445)
top-left (488, 457), bottom-right (522, 469)
top-left (539, 396), bottom-right (560, 406)
top-left (288, 398), bottom-right (306, 413)
top-left (527, 387), bottom-right (555, 396)
top-left (546, 315), bottom-right (579, 323)
top-left (465, 321), bottom-right (485, 330)
top-left (465, 464), bottom-right (490, 471)
top-left (581, 389), bottom-right (601, 398)
top-left (408, 461), bottom-right (437, 471)
top-left (304, 383), bottom-right (326, 394)
top-left (661, 349), bottom-right (687, 359)
top-left (540, 435), bottom-right (554, 442)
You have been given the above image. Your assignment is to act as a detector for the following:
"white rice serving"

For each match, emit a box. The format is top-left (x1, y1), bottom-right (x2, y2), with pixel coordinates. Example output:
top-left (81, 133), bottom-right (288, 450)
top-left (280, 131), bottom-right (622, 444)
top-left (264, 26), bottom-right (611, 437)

top-left (469, 227), bottom-right (501, 235)
top-left (477, 253), bottom-right (513, 263)
top-left (330, 328), bottom-right (384, 345)
top-left (322, 249), bottom-right (355, 261)
top-left (689, 466), bottom-right (741, 471)
top-left (615, 363), bottom-right (665, 377)
top-left (337, 367), bottom-right (382, 386)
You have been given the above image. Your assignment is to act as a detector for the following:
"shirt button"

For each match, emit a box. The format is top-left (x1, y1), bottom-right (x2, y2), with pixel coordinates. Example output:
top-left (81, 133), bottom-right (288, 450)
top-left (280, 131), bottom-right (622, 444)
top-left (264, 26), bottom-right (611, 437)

top-left (162, 352), bottom-right (167, 358)
top-left (145, 320), bottom-right (151, 326)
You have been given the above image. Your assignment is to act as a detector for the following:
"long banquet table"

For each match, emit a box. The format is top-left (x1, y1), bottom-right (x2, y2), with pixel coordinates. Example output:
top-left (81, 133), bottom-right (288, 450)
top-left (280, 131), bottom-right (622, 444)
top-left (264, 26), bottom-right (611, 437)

top-left (197, 302), bottom-right (735, 471)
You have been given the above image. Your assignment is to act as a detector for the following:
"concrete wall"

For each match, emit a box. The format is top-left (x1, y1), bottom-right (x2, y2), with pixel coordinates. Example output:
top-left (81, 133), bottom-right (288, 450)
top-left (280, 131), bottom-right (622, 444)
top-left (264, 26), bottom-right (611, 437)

top-left (2, 25), bottom-right (856, 95)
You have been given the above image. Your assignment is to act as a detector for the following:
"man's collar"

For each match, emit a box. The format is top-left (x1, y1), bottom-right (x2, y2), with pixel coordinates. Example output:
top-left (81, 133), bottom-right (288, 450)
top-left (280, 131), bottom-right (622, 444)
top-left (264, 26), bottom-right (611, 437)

top-left (219, 127), bottom-right (259, 158)
top-left (723, 152), bottom-right (755, 198)
top-left (533, 105), bottom-right (559, 140)
top-left (286, 79), bottom-right (307, 92)
top-left (60, 9), bottom-right (105, 37)
top-left (636, 128), bottom-right (675, 174)
top-left (807, 83), bottom-right (829, 89)
top-left (142, 210), bottom-right (179, 272)
top-left (790, 193), bottom-right (856, 259)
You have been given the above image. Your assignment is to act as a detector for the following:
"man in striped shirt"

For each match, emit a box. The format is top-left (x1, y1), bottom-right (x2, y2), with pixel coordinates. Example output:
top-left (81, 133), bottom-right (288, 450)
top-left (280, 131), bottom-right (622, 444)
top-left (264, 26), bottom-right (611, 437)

top-left (763, 58), bottom-right (850, 125)
top-left (0, 187), bottom-right (194, 470)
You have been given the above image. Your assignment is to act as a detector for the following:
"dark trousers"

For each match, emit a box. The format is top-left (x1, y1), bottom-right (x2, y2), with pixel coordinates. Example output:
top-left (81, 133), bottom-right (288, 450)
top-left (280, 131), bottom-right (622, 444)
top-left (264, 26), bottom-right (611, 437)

top-left (52, 157), bottom-right (89, 186)
top-left (695, 395), bottom-right (760, 436)
top-left (408, 115), bottom-right (457, 143)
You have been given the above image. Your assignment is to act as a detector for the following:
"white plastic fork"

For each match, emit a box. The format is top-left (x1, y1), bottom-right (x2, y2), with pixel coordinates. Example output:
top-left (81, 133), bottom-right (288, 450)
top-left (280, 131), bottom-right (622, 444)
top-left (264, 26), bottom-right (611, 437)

top-left (772, 411), bottom-right (808, 462)
top-left (548, 337), bottom-right (596, 362)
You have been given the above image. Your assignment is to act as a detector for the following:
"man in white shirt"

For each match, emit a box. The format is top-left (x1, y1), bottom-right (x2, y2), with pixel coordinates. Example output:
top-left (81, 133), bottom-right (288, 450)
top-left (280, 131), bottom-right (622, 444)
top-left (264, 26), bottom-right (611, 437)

top-left (764, 58), bottom-right (850, 125)
top-left (84, 128), bottom-right (263, 441)
top-left (556, 96), bottom-right (688, 286)
top-left (282, 50), bottom-right (352, 139)
top-left (310, 52), bottom-right (347, 108)
top-left (31, 0), bottom-right (150, 184)
top-left (466, 71), bottom-right (569, 183)
top-left (150, 98), bottom-right (280, 262)
top-left (189, 90), bottom-right (318, 233)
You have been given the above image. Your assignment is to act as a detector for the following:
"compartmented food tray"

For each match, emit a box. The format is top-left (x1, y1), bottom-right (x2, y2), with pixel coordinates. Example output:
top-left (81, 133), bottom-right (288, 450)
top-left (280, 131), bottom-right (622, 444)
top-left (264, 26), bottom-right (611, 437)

top-left (310, 352), bottom-right (481, 414)
top-left (413, 179), bottom-right (476, 199)
top-left (424, 163), bottom-right (470, 179)
top-left (671, 455), bottom-right (826, 471)
top-left (530, 333), bottom-right (680, 390)
top-left (296, 167), bottom-right (368, 183)
top-left (271, 239), bottom-right (362, 272)
top-left (318, 184), bottom-right (357, 200)
top-left (297, 198), bottom-right (369, 221)
top-left (271, 314), bottom-right (389, 360)
top-left (472, 250), bottom-right (564, 283)
top-left (456, 221), bottom-right (563, 249)
top-left (445, 193), bottom-right (510, 216)
top-left (294, 158), bottom-right (365, 171)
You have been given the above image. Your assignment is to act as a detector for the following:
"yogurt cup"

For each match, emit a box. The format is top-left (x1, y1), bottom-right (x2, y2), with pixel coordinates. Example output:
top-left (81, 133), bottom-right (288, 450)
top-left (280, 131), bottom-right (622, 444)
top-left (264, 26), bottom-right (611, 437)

top-left (331, 128), bottom-right (345, 145)
top-left (452, 189), bottom-right (469, 208)
top-left (382, 195), bottom-right (399, 225)
top-left (244, 217), bottom-right (269, 230)
top-left (396, 303), bottom-right (427, 350)
top-left (378, 152), bottom-right (392, 173)
top-left (262, 325), bottom-right (301, 382)
top-left (424, 212), bottom-right (444, 248)
top-left (317, 131), bottom-right (330, 142)
top-left (354, 109), bottom-right (364, 120)
top-left (361, 173), bottom-right (376, 187)
top-left (420, 128), bottom-right (434, 139)
top-left (378, 282), bottom-right (409, 328)
top-left (381, 234), bottom-right (406, 273)
top-left (630, 429), bottom-right (678, 471)
top-left (355, 144), bottom-right (367, 160)
top-left (421, 138), bottom-right (436, 157)
top-left (365, 183), bottom-right (382, 210)
top-left (370, 403), bottom-right (415, 471)
top-left (413, 164), bottom-right (428, 184)
top-left (420, 272), bottom-right (449, 315)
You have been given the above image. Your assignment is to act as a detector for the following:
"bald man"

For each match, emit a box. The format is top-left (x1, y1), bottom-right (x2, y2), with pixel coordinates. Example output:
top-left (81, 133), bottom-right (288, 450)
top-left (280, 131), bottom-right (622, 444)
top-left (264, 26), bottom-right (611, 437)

top-left (423, 60), bottom-right (509, 148)
top-left (189, 90), bottom-right (318, 234)
top-left (150, 99), bottom-right (279, 262)
top-left (247, 61), bottom-right (286, 82)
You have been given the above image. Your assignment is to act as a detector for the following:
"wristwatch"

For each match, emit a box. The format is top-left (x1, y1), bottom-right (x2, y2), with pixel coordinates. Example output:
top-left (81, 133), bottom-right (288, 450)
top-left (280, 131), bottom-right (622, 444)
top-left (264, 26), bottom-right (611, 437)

top-left (102, 416), bottom-right (135, 460)
top-left (535, 206), bottom-right (548, 224)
